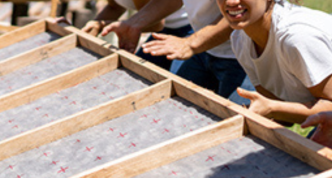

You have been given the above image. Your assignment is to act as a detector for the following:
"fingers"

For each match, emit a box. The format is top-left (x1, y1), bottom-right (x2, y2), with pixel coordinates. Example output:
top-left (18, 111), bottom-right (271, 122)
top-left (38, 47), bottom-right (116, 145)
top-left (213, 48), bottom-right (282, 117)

top-left (237, 87), bottom-right (257, 100)
top-left (101, 23), bottom-right (117, 36)
top-left (151, 33), bottom-right (168, 40)
top-left (54, 17), bottom-right (71, 25)
top-left (301, 113), bottom-right (323, 128)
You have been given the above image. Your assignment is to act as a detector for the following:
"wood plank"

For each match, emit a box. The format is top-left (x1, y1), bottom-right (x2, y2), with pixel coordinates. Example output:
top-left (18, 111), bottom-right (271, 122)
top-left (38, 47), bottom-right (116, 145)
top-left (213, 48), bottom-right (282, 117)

top-left (77, 35), bottom-right (113, 57)
top-left (71, 114), bottom-right (244, 178)
top-left (117, 49), bottom-right (168, 84)
top-left (172, 80), bottom-right (238, 119)
top-left (171, 78), bottom-right (332, 171)
top-left (0, 79), bottom-right (172, 161)
top-left (0, 25), bottom-right (19, 32)
top-left (0, 53), bottom-right (119, 113)
top-left (245, 110), bottom-right (332, 171)
top-left (46, 18), bottom-right (73, 36)
top-left (50, 0), bottom-right (59, 18)
top-left (0, 34), bottom-right (77, 76)
top-left (0, 19), bottom-right (45, 49)
top-left (46, 17), bottom-right (107, 46)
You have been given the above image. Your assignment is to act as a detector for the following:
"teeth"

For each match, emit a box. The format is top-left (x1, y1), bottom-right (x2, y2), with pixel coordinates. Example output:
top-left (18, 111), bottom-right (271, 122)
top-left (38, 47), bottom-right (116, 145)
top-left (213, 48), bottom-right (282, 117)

top-left (228, 10), bottom-right (245, 15)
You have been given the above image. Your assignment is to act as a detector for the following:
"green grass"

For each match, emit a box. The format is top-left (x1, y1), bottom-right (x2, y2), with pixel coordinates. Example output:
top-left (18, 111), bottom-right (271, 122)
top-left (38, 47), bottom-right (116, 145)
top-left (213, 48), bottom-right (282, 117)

top-left (287, 124), bottom-right (314, 137)
top-left (302, 0), bottom-right (332, 13)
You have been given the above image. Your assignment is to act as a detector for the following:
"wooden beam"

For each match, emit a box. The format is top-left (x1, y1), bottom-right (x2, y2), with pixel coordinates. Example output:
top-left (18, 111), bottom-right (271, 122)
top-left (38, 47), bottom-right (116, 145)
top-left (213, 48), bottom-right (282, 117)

top-left (0, 34), bottom-right (77, 76)
top-left (0, 19), bottom-right (45, 49)
top-left (46, 18), bottom-right (73, 36)
top-left (170, 78), bottom-right (332, 171)
top-left (246, 115), bottom-right (332, 171)
top-left (0, 25), bottom-right (19, 32)
top-left (50, 0), bottom-right (59, 18)
top-left (0, 53), bottom-right (119, 113)
top-left (45, 18), bottom-right (108, 46)
top-left (0, 79), bottom-right (172, 161)
top-left (117, 50), bottom-right (168, 84)
top-left (71, 115), bottom-right (244, 178)
top-left (77, 35), bottom-right (113, 57)
top-left (172, 80), bottom-right (238, 119)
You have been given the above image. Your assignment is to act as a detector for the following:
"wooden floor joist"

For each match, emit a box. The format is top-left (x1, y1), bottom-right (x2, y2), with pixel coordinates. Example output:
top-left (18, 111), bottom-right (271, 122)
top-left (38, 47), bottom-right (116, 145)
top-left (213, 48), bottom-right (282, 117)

top-left (0, 18), bottom-right (332, 178)
top-left (0, 34), bottom-right (77, 76)
top-left (0, 79), bottom-right (171, 161)
top-left (0, 53), bottom-right (119, 113)
top-left (72, 115), bottom-right (244, 178)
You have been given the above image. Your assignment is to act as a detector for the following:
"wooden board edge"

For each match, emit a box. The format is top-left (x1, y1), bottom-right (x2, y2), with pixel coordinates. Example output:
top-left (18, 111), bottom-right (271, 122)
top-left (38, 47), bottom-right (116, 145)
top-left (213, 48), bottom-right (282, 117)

top-left (0, 19), bottom-right (46, 49)
top-left (116, 49), bottom-right (169, 84)
top-left (0, 79), bottom-right (172, 161)
top-left (0, 25), bottom-right (19, 32)
top-left (172, 80), bottom-right (238, 119)
top-left (71, 114), bottom-right (244, 178)
top-left (45, 18), bottom-right (73, 36)
top-left (0, 53), bottom-right (119, 113)
top-left (244, 111), bottom-right (332, 171)
top-left (77, 35), bottom-right (113, 57)
top-left (0, 34), bottom-right (77, 76)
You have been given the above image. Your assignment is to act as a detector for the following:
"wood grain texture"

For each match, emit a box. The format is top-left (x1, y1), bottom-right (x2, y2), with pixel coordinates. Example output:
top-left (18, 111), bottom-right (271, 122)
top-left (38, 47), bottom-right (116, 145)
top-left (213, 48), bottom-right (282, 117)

top-left (0, 34), bottom-right (77, 76)
top-left (71, 115), bottom-right (244, 178)
top-left (0, 79), bottom-right (172, 161)
top-left (0, 19), bottom-right (45, 49)
top-left (0, 53), bottom-right (119, 113)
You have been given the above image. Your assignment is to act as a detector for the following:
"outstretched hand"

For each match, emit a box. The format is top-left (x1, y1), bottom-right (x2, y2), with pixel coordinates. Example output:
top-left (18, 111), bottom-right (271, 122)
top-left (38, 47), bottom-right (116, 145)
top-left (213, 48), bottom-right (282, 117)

top-left (237, 88), bottom-right (274, 118)
top-left (302, 111), bottom-right (332, 148)
top-left (142, 33), bottom-right (194, 60)
top-left (101, 21), bottom-right (141, 53)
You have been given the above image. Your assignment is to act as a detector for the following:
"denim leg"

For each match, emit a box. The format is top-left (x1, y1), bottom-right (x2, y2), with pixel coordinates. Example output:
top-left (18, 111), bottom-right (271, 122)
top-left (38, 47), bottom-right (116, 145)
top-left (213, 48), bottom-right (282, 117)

top-left (176, 52), bottom-right (219, 92)
top-left (229, 75), bottom-right (256, 105)
top-left (209, 55), bottom-right (246, 99)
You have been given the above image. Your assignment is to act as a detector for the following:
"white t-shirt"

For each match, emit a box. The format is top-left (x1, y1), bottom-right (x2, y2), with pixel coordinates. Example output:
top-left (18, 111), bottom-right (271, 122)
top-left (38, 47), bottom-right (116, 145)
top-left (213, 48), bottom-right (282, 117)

top-left (114, 0), bottom-right (189, 28)
top-left (183, 0), bottom-right (235, 58)
top-left (231, 2), bottom-right (332, 102)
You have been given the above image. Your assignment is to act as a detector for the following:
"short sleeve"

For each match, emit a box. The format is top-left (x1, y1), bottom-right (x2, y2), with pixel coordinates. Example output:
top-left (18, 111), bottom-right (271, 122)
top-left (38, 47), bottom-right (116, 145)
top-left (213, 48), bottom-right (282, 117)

top-left (281, 26), bottom-right (332, 88)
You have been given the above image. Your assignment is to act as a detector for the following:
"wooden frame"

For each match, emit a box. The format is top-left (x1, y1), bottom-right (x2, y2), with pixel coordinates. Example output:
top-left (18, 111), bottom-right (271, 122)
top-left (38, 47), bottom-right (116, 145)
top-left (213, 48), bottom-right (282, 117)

top-left (0, 18), bottom-right (332, 178)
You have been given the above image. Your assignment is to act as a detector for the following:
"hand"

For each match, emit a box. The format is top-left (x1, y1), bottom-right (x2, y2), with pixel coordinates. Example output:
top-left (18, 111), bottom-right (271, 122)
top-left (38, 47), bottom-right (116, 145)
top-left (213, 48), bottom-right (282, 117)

top-left (142, 33), bottom-right (194, 60)
top-left (81, 20), bottom-right (107, 37)
top-left (54, 16), bottom-right (71, 25)
top-left (237, 88), bottom-right (274, 118)
top-left (301, 111), bottom-right (332, 148)
top-left (101, 21), bottom-right (141, 53)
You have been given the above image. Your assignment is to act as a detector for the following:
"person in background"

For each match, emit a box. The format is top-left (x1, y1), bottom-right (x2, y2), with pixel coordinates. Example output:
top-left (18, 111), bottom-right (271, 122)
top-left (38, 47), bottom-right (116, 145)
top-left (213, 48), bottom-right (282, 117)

top-left (101, 0), bottom-right (252, 105)
top-left (302, 112), bottom-right (332, 148)
top-left (217, 0), bottom-right (332, 144)
top-left (82, 0), bottom-right (193, 73)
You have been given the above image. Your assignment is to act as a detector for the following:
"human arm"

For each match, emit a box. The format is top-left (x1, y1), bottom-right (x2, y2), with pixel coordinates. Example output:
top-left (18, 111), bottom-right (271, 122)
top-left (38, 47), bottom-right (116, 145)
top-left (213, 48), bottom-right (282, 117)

top-left (142, 16), bottom-right (233, 60)
top-left (81, 0), bottom-right (126, 36)
top-left (301, 111), bottom-right (332, 148)
top-left (100, 0), bottom-right (182, 53)
top-left (238, 75), bottom-right (332, 123)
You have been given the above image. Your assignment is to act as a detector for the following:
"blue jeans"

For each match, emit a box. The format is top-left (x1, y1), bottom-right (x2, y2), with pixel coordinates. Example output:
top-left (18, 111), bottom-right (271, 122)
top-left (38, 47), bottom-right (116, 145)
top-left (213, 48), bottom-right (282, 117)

top-left (136, 25), bottom-right (194, 73)
top-left (176, 52), bottom-right (248, 104)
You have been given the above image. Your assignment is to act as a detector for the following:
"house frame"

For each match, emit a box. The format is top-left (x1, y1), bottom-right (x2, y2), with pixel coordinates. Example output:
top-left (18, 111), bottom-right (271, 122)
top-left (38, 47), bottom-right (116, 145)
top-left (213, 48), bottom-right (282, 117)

top-left (0, 18), bottom-right (331, 178)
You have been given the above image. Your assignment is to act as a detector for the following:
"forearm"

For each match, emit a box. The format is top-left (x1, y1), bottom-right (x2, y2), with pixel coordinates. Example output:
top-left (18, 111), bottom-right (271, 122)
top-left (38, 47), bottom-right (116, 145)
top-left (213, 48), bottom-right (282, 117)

top-left (94, 2), bottom-right (126, 21)
top-left (125, 0), bottom-right (182, 31)
top-left (185, 17), bottom-right (233, 54)
top-left (270, 99), bottom-right (332, 123)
